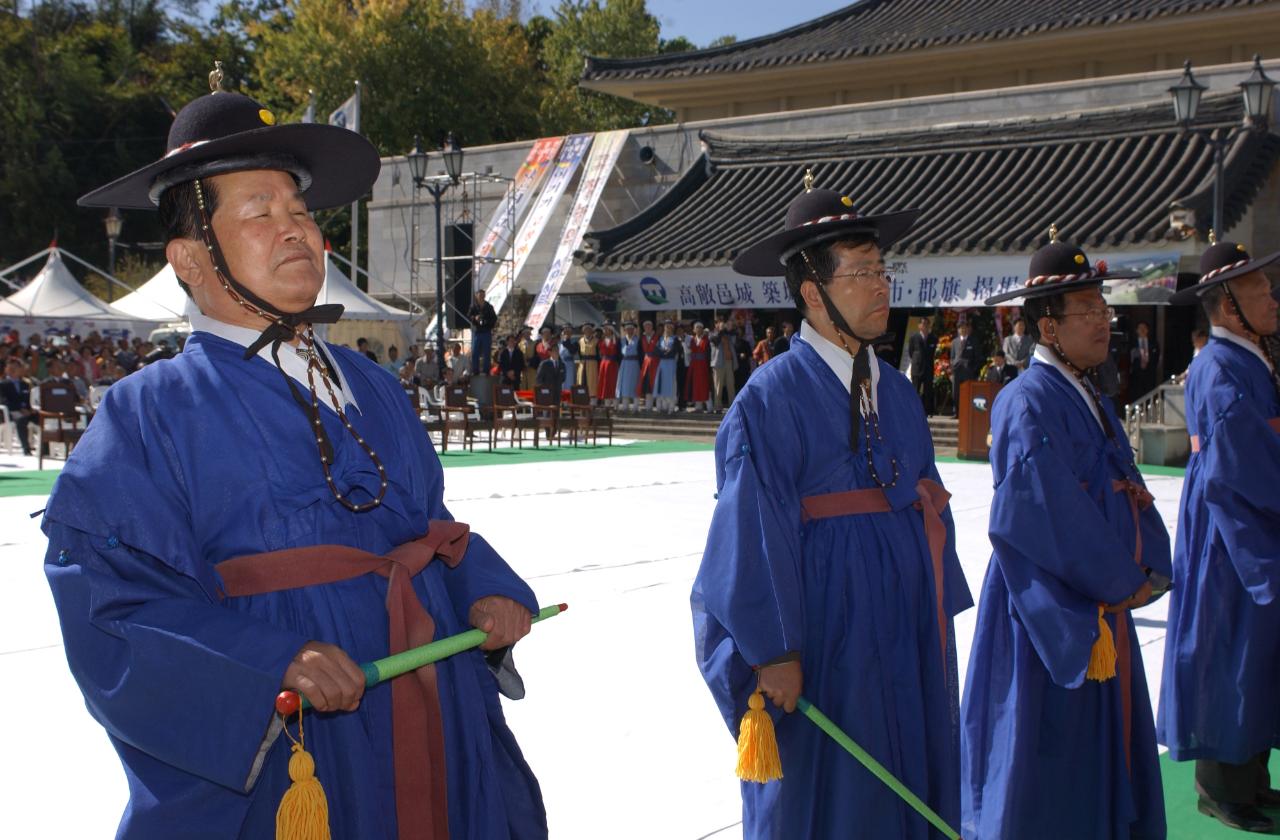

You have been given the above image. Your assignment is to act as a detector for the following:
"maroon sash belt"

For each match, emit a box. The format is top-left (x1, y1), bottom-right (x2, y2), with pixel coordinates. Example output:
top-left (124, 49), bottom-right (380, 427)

top-left (1108, 479), bottom-right (1153, 773)
top-left (216, 521), bottom-right (470, 840)
top-left (800, 478), bottom-right (952, 672)
top-left (1190, 416), bottom-right (1280, 452)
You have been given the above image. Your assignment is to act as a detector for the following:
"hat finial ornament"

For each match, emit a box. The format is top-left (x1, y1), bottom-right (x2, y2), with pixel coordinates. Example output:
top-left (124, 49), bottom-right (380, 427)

top-left (1208, 229), bottom-right (1217, 246)
top-left (1049, 224), bottom-right (1060, 244)
top-left (209, 61), bottom-right (227, 93)
top-left (803, 168), bottom-right (815, 193)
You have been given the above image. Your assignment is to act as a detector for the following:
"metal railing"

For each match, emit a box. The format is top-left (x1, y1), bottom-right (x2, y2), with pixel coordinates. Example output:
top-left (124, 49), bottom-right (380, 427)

top-left (1124, 380), bottom-right (1187, 453)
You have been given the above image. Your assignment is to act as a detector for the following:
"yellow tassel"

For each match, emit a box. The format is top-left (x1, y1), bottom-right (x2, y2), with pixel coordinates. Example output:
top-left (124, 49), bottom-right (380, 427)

top-left (736, 690), bottom-right (783, 783)
top-left (276, 742), bottom-right (331, 840)
top-left (1086, 604), bottom-right (1117, 682)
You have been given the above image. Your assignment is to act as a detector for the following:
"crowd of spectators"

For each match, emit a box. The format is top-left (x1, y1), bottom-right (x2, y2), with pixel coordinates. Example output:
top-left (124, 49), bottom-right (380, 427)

top-left (1, 329), bottom-right (174, 456)
top-left (386, 315), bottom-right (801, 414)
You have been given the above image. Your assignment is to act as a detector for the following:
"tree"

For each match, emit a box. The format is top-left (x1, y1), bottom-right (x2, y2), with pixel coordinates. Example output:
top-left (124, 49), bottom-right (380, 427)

top-left (537, 0), bottom-right (668, 134)
top-left (247, 0), bottom-right (541, 155)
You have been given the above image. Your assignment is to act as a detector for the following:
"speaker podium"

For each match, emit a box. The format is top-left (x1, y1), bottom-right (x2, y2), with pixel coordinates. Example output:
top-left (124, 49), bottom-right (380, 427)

top-left (957, 380), bottom-right (1000, 460)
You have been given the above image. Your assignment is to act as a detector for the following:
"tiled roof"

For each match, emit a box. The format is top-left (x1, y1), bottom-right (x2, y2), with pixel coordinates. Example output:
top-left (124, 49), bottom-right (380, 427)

top-left (579, 94), bottom-right (1280, 271)
top-left (582, 0), bottom-right (1276, 83)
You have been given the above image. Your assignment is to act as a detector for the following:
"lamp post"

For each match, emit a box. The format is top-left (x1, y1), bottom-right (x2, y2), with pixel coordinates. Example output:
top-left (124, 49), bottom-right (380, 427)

top-left (407, 135), bottom-right (429, 375)
top-left (411, 132), bottom-right (463, 385)
top-left (104, 207), bottom-right (123, 302)
top-left (1170, 55), bottom-right (1275, 239)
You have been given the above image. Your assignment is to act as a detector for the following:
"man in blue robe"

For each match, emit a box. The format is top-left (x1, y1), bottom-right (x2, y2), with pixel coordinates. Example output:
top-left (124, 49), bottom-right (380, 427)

top-left (1158, 239), bottom-right (1280, 833)
top-left (692, 179), bottom-right (972, 839)
top-left (43, 70), bottom-right (546, 840)
top-left (961, 230), bottom-right (1172, 839)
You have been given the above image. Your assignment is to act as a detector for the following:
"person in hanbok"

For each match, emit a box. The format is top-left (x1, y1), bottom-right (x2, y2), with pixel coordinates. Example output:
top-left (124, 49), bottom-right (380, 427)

top-left (652, 320), bottom-right (679, 414)
top-left (961, 228), bottom-right (1172, 840)
top-left (617, 321), bottom-right (642, 412)
top-left (576, 323), bottom-right (599, 401)
top-left (686, 322), bottom-right (712, 412)
top-left (1158, 238), bottom-right (1280, 834)
top-left (43, 72), bottom-right (546, 840)
top-left (517, 326), bottom-right (538, 390)
top-left (692, 178), bottom-right (971, 839)
top-left (558, 326), bottom-right (577, 393)
top-left (639, 320), bottom-right (660, 410)
top-left (596, 323), bottom-right (621, 408)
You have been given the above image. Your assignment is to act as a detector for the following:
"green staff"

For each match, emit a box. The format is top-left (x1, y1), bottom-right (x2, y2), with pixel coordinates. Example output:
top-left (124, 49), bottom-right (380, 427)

top-left (275, 603), bottom-right (568, 715)
top-left (796, 696), bottom-right (962, 840)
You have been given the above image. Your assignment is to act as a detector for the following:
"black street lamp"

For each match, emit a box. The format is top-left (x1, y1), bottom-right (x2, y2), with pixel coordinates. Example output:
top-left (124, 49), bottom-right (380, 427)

top-left (1170, 55), bottom-right (1275, 239)
top-left (407, 133), bottom-right (464, 384)
top-left (104, 207), bottom-right (123, 302)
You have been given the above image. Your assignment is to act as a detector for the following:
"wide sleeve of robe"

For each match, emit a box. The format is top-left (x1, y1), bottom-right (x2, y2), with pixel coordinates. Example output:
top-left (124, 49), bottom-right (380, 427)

top-left (40, 380), bottom-right (310, 792)
top-left (1194, 364), bottom-right (1280, 605)
top-left (692, 405), bottom-right (805, 732)
top-left (987, 390), bottom-right (1149, 689)
top-left (45, 525), bottom-right (307, 793)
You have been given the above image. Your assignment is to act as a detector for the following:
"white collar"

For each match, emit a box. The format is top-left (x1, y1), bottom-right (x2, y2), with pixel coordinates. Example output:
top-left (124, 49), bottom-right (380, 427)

top-left (799, 320), bottom-right (879, 414)
top-left (188, 312), bottom-right (360, 412)
top-left (1210, 325), bottom-right (1274, 373)
top-left (1031, 343), bottom-right (1103, 430)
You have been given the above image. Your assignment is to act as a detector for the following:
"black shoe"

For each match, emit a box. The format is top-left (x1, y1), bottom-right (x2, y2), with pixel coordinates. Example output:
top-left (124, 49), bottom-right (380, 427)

top-left (1198, 796), bottom-right (1276, 832)
top-left (1257, 788), bottom-right (1280, 809)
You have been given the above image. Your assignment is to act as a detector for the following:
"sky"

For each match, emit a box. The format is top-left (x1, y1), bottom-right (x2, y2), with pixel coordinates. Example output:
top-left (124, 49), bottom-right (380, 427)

top-left (615, 0), bottom-right (853, 48)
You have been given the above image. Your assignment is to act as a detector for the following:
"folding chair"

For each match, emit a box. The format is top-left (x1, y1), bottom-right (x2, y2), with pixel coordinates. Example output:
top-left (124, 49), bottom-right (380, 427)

top-left (578, 385), bottom-right (613, 446)
top-left (36, 381), bottom-right (85, 469)
top-left (531, 385), bottom-right (561, 447)
top-left (0, 405), bottom-right (17, 455)
top-left (442, 384), bottom-right (478, 452)
top-left (492, 385), bottom-right (534, 449)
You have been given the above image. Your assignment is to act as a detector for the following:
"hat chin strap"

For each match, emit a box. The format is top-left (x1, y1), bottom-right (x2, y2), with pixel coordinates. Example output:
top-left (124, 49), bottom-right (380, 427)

top-left (1222, 281), bottom-right (1280, 397)
top-left (192, 177), bottom-right (343, 359)
top-left (802, 249), bottom-right (880, 348)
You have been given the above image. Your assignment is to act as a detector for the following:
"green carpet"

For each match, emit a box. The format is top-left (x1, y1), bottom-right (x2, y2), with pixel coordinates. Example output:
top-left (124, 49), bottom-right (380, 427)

top-left (0, 471), bottom-right (59, 498)
top-left (1165, 751), bottom-right (1280, 838)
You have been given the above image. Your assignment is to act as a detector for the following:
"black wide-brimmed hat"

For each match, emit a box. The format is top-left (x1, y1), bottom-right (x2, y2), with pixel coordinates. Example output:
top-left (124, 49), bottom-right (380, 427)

top-left (984, 226), bottom-right (1139, 305)
top-left (1167, 239), bottom-right (1280, 305)
top-left (79, 67), bottom-right (379, 211)
top-left (732, 175), bottom-right (921, 276)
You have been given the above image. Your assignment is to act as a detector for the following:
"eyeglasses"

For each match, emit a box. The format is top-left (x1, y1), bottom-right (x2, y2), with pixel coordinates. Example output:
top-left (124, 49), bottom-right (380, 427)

top-left (829, 267), bottom-right (894, 285)
top-left (1057, 306), bottom-right (1115, 325)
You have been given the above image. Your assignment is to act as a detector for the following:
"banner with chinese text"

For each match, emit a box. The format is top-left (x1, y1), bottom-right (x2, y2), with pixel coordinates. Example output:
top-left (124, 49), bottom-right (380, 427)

top-left (585, 250), bottom-right (1180, 310)
top-left (525, 130), bottom-right (629, 331)
top-left (483, 133), bottom-right (593, 314)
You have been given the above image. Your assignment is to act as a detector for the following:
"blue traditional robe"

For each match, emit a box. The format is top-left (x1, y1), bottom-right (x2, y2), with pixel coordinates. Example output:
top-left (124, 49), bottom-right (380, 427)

top-left (43, 330), bottom-right (546, 839)
top-left (961, 352), bottom-right (1171, 840)
top-left (1158, 334), bottom-right (1280, 764)
top-left (692, 331), bottom-right (972, 839)
top-left (617, 335), bottom-right (641, 399)
top-left (558, 343), bottom-right (575, 391)
top-left (654, 335), bottom-right (678, 399)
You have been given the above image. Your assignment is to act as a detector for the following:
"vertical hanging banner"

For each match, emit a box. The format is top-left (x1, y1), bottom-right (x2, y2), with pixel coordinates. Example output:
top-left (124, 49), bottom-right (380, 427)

top-left (525, 130), bottom-right (629, 331)
top-left (483, 133), bottom-right (593, 314)
top-left (473, 136), bottom-right (566, 294)
top-left (425, 136), bottom-right (565, 337)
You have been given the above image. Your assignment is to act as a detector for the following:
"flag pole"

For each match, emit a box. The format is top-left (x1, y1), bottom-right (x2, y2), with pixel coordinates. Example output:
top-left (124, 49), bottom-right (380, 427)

top-left (350, 80), bottom-right (362, 281)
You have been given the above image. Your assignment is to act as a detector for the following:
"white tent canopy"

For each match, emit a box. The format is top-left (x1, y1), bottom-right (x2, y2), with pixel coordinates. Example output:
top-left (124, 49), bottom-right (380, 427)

top-left (317, 251), bottom-right (412, 320)
top-left (112, 264), bottom-right (196, 322)
top-left (0, 247), bottom-right (158, 338)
